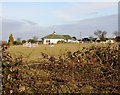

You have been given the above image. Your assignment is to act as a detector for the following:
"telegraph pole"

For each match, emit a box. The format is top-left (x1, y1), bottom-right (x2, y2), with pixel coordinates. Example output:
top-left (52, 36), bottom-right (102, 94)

top-left (80, 32), bottom-right (82, 40)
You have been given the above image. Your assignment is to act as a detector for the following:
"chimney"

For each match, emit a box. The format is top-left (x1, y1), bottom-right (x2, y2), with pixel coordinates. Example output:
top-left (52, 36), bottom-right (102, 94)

top-left (53, 31), bottom-right (56, 34)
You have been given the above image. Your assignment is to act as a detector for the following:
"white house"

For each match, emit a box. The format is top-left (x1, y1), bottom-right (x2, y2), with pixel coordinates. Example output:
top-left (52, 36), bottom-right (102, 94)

top-left (42, 32), bottom-right (72, 44)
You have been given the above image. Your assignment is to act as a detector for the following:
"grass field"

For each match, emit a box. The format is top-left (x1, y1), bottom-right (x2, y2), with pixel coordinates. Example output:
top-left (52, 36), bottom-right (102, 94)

top-left (6, 43), bottom-right (118, 63)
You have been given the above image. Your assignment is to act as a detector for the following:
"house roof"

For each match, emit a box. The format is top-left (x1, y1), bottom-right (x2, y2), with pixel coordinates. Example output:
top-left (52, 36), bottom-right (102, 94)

top-left (96, 38), bottom-right (100, 40)
top-left (62, 35), bottom-right (72, 40)
top-left (42, 34), bottom-right (65, 39)
top-left (42, 34), bottom-right (72, 39)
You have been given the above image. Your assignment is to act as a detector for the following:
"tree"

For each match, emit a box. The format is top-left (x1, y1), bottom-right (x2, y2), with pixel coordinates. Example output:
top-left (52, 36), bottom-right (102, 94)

top-left (16, 37), bottom-right (21, 42)
top-left (28, 39), bottom-right (36, 43)
top-left (14, 37), bottom-right (22, 45)
top-left (22, 40), bottom-right (26, 44)
top-left (94, 30), bottom-right (102, 38)
top-left (113, 31), bottom-right (120, 37)
top-left (115, 36), bottom-right (120, 42)
top-left (8, 34), bottom-right (14, 46)
top-left (100, 31), bottom-right (107, 41)
top-left (94, 30), bottom-right (107, 41)
top-left (33, 36), bottom-right (38, 41)
top-left (89, 36), bottom-right (94, 41)
top-left (13, 41), bottom-right (18, 45)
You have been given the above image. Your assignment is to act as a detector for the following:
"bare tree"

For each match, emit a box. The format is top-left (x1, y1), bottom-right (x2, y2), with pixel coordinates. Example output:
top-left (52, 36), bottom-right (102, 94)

top-left (113, 31), bottom-right (120, 37)
top-left (33, 36), bottom-right (38, 41)
top-left (16, 37), bottom-right (21, 42)
top-left (94, 30), bottom-right (107, 41)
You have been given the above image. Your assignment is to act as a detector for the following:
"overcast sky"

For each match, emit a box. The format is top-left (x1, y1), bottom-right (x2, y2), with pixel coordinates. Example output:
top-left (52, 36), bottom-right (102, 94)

top-left (0, 1), bottom-right (119, 40)
top-left (1, 0), bottom-right (120, 2)
top-left (2, 2), bottom-right (118, 26)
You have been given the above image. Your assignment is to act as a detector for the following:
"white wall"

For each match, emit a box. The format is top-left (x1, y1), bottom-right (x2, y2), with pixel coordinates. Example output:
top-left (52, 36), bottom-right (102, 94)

top-left (43, 39), bottom-right (64, 44)
top-left (68, 39), bottom-right (79, 43)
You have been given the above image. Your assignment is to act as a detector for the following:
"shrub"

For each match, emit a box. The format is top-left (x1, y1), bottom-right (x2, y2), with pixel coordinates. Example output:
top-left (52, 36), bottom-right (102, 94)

top-left (2, 44), bottom-right (119, 94)
top-left (57, 40), bottom-right (65, 44)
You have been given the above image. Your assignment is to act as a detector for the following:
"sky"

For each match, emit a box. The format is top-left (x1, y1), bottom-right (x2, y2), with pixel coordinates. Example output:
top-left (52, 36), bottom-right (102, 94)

top-left (2, 2), bottom-right (118, 26)
top-left (1, 0), bottom-right (120, 2)
top-left (0, 1), bottom-right (119, 40)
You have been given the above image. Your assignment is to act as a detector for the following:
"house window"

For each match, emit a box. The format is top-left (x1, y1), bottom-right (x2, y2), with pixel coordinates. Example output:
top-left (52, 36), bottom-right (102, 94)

top-left (46, 40), bottom-right (50, 44)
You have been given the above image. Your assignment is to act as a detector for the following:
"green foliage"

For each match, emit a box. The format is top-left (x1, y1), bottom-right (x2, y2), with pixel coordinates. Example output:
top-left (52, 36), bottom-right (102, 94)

top-left (57, 40), bottom-right (65, 44)
top-left (8, 34), bottom-right (14, 46)
top-left (22, 40), bottom-right (26, 44)
top-left (28, 39), bottom-right (36, 43)
top-left (13, 41), bottom-right (22, 45)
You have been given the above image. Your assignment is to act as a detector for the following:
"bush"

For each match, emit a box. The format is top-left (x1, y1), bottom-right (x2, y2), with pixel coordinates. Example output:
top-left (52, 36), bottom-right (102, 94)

top-left (2, 44), bottom-right (119, 94)
top-left (2, 49), bottom-right (23, 94)
top-left (28, 39), bottom-right (36, 43)
top-left (22, 40), bottom-right (26, 44)
top-left (57, 40), bottom-right (65, 44)
top-left (115, 36), bottom-right (120, 42)
top-left (13, 41), bottom-right (22, 45)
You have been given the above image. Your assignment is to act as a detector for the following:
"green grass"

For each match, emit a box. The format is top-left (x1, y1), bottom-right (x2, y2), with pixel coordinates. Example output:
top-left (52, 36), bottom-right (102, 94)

top-left (6, 43), bottom-right (118, 63)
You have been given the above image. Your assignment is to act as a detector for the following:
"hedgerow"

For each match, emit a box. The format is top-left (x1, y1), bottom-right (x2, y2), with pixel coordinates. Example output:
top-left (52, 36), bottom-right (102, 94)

top-left (2, 44), bottom-right (120, 94)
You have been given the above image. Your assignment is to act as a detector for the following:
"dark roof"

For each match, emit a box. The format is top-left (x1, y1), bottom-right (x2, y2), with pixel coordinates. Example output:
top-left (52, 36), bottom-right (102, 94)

top-left (82, 38), bottom-right (90, 41)
top-left (115, 36), bottom-right (120, 42)
top-left (42, 34), bottom-right (72, 39)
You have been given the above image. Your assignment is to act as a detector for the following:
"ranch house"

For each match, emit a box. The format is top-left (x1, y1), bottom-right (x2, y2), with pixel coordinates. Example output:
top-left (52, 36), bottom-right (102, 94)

top-left (42, 32), bottom-right (72, 44)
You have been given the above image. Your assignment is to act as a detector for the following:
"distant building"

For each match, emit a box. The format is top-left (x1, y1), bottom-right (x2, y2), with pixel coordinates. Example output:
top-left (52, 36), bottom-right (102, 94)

top-left (106, 39), bottom-right (115, 43)
top-left (82, 38), bottom-right (91, 42)
top-left (95, 38), bottom-right (101, 43)
top-left (42, 32), bottom-right (72, 44)
top-left (115, 36), bottom-right (120, 42)
top-left (105, 38), bottom-right (115, 43)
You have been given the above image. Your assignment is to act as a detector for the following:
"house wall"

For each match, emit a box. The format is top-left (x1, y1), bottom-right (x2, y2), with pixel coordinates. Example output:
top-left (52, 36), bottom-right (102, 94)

top-left (67, 39), bottom-right (79, 43)
top-left (67, 39), bottom-right (73, 42)
top-left (43, 39), bottom-right (64, 44)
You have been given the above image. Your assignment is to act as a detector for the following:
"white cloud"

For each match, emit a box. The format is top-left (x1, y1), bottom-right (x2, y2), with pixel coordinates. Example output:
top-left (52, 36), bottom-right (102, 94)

top-left (52, 11), bottom-right (73, 22)
top-left (2, 2), bottom-right (118, 25)
top-left (2, 18), bottom-right (47, 40)
top-left (51, 2), bottom-right (117, 22)
top-left (68, 2), bottom-right (117, 13)
top-left (2, 14), bottom-right (117, 40)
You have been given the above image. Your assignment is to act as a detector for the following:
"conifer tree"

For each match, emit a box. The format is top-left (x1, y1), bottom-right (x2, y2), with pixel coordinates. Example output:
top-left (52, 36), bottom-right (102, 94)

top-left (8, 34), bottom-right (14, 46)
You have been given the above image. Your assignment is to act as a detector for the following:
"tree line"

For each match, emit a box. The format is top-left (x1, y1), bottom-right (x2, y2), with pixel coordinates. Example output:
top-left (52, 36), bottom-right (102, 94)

top-left (1, 30), bottom-right (120, 47)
